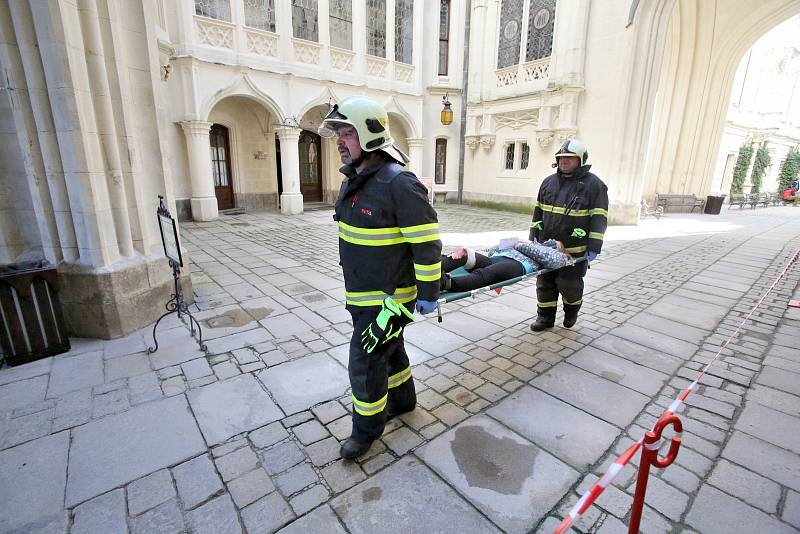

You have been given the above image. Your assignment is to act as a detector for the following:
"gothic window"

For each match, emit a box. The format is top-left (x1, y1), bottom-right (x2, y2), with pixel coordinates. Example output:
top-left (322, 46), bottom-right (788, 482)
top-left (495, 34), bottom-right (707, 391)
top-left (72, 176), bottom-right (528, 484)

top-left (438, 0), bottom-right (450, 75)
top-left (435, 138), bottom-right (447, 184)
top-left (329, 0), bottom-right (353, 49)
top-left (520, 142), bottom-right (530, 169)
top-left (526, 0), bottom-right (555, 61)
top-left (367, 0), bottom-right (387, 57)
top-left (395, 0), bottom-right (414, 64)
top-left (244, 0), bottom-right (276, 31)
top-left (292, 0), bottom-right (319, 42)
top-left (505, 143), bottom-right (516, 170)
top-left (497, 0), bottom-right (523, 68)
top-left (195, 0), bottom-right (231, 21)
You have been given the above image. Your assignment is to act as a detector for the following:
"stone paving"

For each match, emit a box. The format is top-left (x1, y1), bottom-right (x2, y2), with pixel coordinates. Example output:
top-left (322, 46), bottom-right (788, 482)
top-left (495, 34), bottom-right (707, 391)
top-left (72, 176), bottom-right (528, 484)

top-left (1, 204), bottom-right (799, 533)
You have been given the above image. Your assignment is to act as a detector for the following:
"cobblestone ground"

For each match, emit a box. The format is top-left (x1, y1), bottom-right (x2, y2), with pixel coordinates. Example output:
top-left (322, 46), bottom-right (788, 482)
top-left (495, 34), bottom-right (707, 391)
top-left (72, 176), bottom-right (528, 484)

top-left (1, 204), bottom-right (799, 534)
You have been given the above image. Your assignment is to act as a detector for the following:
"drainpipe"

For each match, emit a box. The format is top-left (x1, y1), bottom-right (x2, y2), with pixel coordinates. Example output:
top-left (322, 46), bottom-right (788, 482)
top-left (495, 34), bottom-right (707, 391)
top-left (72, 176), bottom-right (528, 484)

top-left (457, 0), bottom-right (472, 204)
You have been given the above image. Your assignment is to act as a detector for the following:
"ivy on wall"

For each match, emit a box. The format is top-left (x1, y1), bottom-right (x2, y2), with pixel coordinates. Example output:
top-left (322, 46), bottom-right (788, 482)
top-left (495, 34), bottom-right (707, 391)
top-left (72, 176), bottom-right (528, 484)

top-left (730, 143), bottom-right (753, 195)
top-left (749, 143), bottom-right (771, 194)
top-left (778, 148), bottom-right (800, 190)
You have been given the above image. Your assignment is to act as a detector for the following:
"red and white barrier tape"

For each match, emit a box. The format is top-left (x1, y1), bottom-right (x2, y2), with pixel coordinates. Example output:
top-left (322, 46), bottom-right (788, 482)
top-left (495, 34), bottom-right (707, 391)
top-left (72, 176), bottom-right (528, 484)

top-left (554, 248), bottom-right (799, 534)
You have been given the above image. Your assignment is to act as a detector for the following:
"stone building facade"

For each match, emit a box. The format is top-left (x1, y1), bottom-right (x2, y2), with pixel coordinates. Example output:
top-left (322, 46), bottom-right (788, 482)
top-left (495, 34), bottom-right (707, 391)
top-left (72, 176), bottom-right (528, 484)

top-left (1, 0), bottom-right (799, 338)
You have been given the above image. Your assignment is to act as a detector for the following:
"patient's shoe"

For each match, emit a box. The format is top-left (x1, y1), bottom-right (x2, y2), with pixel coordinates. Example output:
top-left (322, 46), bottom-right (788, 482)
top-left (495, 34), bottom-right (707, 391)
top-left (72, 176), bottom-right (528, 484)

top-left (530, 316), bottom-right (555, 332)
top-left (340, 437), bottom-right (374, 459)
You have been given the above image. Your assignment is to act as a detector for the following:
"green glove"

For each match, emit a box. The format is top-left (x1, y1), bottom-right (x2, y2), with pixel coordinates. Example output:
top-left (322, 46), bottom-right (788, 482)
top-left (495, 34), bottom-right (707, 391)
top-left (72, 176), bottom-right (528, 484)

top-left (361, 297), bottom-right (415, 353)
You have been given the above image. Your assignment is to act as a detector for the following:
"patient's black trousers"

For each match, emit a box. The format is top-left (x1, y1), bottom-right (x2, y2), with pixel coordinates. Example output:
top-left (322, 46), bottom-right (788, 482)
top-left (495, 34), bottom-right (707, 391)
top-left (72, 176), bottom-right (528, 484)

top-left (442, 253), bottom-right (524, 292)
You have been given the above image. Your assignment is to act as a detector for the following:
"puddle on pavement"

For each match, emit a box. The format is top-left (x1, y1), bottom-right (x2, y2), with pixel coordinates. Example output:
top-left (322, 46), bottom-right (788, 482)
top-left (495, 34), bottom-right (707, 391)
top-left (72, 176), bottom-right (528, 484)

top-left (246, 307), bottom-right (275, 321)
top-left (453, 390), bottom-right (473, 404)
top-left (203, 308), bottom-right (255, 328)
top-left (361, 486), bottom-right (382, 503)
top-left (301, 293), bottom-right (327, 303)
top-left (451, 425), bottom-right (536, 495)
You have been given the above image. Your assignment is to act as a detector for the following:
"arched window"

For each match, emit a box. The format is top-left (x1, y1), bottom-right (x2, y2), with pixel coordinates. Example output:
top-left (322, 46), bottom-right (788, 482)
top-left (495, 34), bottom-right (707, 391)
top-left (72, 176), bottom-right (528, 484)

top-left (497, 0), bottom-right (556, 68)
top-left (526, 0), bottom-right (556, 61)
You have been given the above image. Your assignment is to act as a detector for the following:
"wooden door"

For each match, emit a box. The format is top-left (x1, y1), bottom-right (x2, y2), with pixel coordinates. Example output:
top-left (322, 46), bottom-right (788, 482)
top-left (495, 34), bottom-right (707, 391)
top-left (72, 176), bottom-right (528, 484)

top-left (298, 130), bottom-right (322, 202)
top-left (210, 124), bottom-right (234, 210)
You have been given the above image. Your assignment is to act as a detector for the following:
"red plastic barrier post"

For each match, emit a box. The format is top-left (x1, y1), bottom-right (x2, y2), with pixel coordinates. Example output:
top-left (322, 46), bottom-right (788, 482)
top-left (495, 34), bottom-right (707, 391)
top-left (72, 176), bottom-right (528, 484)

top-left (628, 414), bottom-right (683, 534)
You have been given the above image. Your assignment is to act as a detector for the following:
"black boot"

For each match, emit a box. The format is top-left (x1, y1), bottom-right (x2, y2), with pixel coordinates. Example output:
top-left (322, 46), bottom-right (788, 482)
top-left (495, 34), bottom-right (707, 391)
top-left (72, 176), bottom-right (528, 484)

top-left (563, 309), bottom-right (578, 328)
top-left (386, 405), bottom-right (415, 422)
top-left (339, 437), bottom-right (374, 460)
top-left (530, 316), bottom-right (555, 332)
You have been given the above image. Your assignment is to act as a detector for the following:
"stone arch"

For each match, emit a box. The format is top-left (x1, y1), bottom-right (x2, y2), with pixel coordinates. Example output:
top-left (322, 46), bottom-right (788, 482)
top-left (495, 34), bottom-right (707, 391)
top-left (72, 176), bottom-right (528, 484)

top-left (383, 96), bottom-right (419, 139)
top-left (640, 0), bottom-right (800, 200)
top-left (201, 73), bottom-right (285, 123)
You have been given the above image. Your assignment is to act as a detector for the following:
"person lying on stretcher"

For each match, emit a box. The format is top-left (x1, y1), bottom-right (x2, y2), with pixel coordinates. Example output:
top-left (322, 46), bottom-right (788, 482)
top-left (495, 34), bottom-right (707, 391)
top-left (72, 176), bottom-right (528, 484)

top-left (440, 238), bottom-right (574, 293)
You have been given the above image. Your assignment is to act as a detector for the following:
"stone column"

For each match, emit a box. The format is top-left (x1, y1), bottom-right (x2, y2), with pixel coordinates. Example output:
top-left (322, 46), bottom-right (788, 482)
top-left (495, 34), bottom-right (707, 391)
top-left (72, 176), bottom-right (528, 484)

top-left (406, 138), bottom-right (425, 176)
top-left (276, 126), bottom-right (304, 214)
top-left (180, 121), bottom-right (219, 221)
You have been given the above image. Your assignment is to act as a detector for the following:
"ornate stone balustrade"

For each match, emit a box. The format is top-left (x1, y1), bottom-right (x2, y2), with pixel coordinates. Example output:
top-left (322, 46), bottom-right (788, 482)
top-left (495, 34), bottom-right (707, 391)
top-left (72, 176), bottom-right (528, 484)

top-left (394, 62), bottom-right (414, 83)
top-left (366, 56), bottom-right (389, 78)
top-left (245, 28), bottom-right (279, 57)
top-left (195, 16), bottom-right (234, 49)
top-left (494, 56), bottom-right (551, 87)
top-left (293, 38), bottom-right (320, 64)
top-left (330, 47), bottom-right (355, 71)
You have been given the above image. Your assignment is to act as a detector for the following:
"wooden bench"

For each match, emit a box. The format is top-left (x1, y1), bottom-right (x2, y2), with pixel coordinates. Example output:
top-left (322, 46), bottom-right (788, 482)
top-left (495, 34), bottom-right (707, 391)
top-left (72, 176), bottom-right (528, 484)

top-left (754, 193), bottom-right (771, 208)
top-left (729, 194), bottom-right (748, 209)
top-left (656, 193), bottom-right (705, 213)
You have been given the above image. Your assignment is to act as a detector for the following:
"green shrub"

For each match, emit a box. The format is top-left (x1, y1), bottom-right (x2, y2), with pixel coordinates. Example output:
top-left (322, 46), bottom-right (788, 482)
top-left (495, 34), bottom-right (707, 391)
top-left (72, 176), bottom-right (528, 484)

top-left (778, 148), bottom-right (800, 191)
top-left (749, 143), bottom-right (771, 194)
top-left (730, 143), bottom-right (753, 195)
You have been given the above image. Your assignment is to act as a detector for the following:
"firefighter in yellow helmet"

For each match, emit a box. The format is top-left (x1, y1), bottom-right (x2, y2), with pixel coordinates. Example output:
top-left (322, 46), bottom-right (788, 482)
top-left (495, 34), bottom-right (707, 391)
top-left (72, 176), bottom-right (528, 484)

top-left (320, 96), bottom-right (442, 459)
top-left (529, 139), bottom-right (609, 331)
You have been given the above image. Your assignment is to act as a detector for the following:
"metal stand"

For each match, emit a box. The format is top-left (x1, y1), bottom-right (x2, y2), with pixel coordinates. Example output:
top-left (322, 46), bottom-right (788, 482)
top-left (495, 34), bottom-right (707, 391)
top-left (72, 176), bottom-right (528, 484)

top-left (147, 197), bottom-right (206, 354)
top-left (146, 260), bottom-right (206, 354)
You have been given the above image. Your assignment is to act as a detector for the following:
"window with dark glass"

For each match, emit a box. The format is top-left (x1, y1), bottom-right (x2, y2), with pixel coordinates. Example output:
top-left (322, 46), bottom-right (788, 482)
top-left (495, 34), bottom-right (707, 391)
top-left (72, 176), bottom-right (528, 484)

top-left (526, 0), bottom-right (556, 61)
top-left (497, 0), bottom-right (523, 68)
top-left (520, 142), bottom-right (530, 169)
top-left (438, 0), bottom-right (450, 75)
top-left (395, 0), bottom-right (414, 64)
top-left (244, 0), bottom-right (276, 31)
top-left (329, 0), bottom-right (353, 49)
top-left (292, 0), bottom-right (319, 41)
top-left (435, 138), bottom-right (447, 184)
top-left (366, 0), bottom-right (387, 57)
top-left (504, 143), bottom-right (515, 170)
top-left (195, 0), bottom-right (231, 21)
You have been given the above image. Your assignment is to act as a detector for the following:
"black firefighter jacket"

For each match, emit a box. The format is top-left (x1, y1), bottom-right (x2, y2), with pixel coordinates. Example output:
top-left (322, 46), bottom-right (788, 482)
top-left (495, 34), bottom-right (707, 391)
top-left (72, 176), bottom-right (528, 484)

top-left (335, 158), bottom-right (442, 310)
top-left (529, 165), bottom-right (609, 258)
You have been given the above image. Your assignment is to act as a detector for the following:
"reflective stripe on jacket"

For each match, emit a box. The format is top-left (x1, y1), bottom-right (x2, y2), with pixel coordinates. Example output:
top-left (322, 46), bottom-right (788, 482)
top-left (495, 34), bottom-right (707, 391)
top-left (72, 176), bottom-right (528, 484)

top-left (528, 165), bottom-right (609, 256)
top-left (335, 157), bottom-right (442, 308)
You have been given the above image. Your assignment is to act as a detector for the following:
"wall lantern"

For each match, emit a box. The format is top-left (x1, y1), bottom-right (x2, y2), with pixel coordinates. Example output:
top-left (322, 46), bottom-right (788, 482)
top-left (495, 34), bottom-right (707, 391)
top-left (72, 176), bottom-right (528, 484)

top-left (440, 94), bottom-right (453, 126)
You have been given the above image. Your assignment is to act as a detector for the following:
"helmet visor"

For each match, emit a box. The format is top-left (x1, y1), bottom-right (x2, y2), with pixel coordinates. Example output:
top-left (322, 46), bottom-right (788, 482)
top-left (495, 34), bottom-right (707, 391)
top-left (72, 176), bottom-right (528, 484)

top-left (318, 105), bottom-right (349, 137)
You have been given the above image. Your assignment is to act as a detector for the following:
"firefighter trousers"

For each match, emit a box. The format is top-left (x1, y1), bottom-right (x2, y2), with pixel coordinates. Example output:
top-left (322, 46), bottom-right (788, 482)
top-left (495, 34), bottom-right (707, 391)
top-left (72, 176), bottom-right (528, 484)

top-left (536, 261), bottom-right (588, 319)
top-left (347, 306), bottom-right (416, 443)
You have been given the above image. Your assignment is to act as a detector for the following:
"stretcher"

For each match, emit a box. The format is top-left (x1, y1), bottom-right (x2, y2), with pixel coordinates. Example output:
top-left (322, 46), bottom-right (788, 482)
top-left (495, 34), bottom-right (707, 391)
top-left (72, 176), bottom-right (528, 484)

top-left (435, 257), bottom-right (587, 319)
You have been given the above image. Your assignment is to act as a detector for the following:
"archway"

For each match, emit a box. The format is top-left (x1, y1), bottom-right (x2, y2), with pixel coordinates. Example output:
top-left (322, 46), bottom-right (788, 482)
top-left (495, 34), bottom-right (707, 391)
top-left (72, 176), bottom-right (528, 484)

top-left (640, 0), bottom-right (800, 203)
top-left (299, 105), bottom-right (335, 204)
top-left (207, 96), bottom-right (280, 211)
